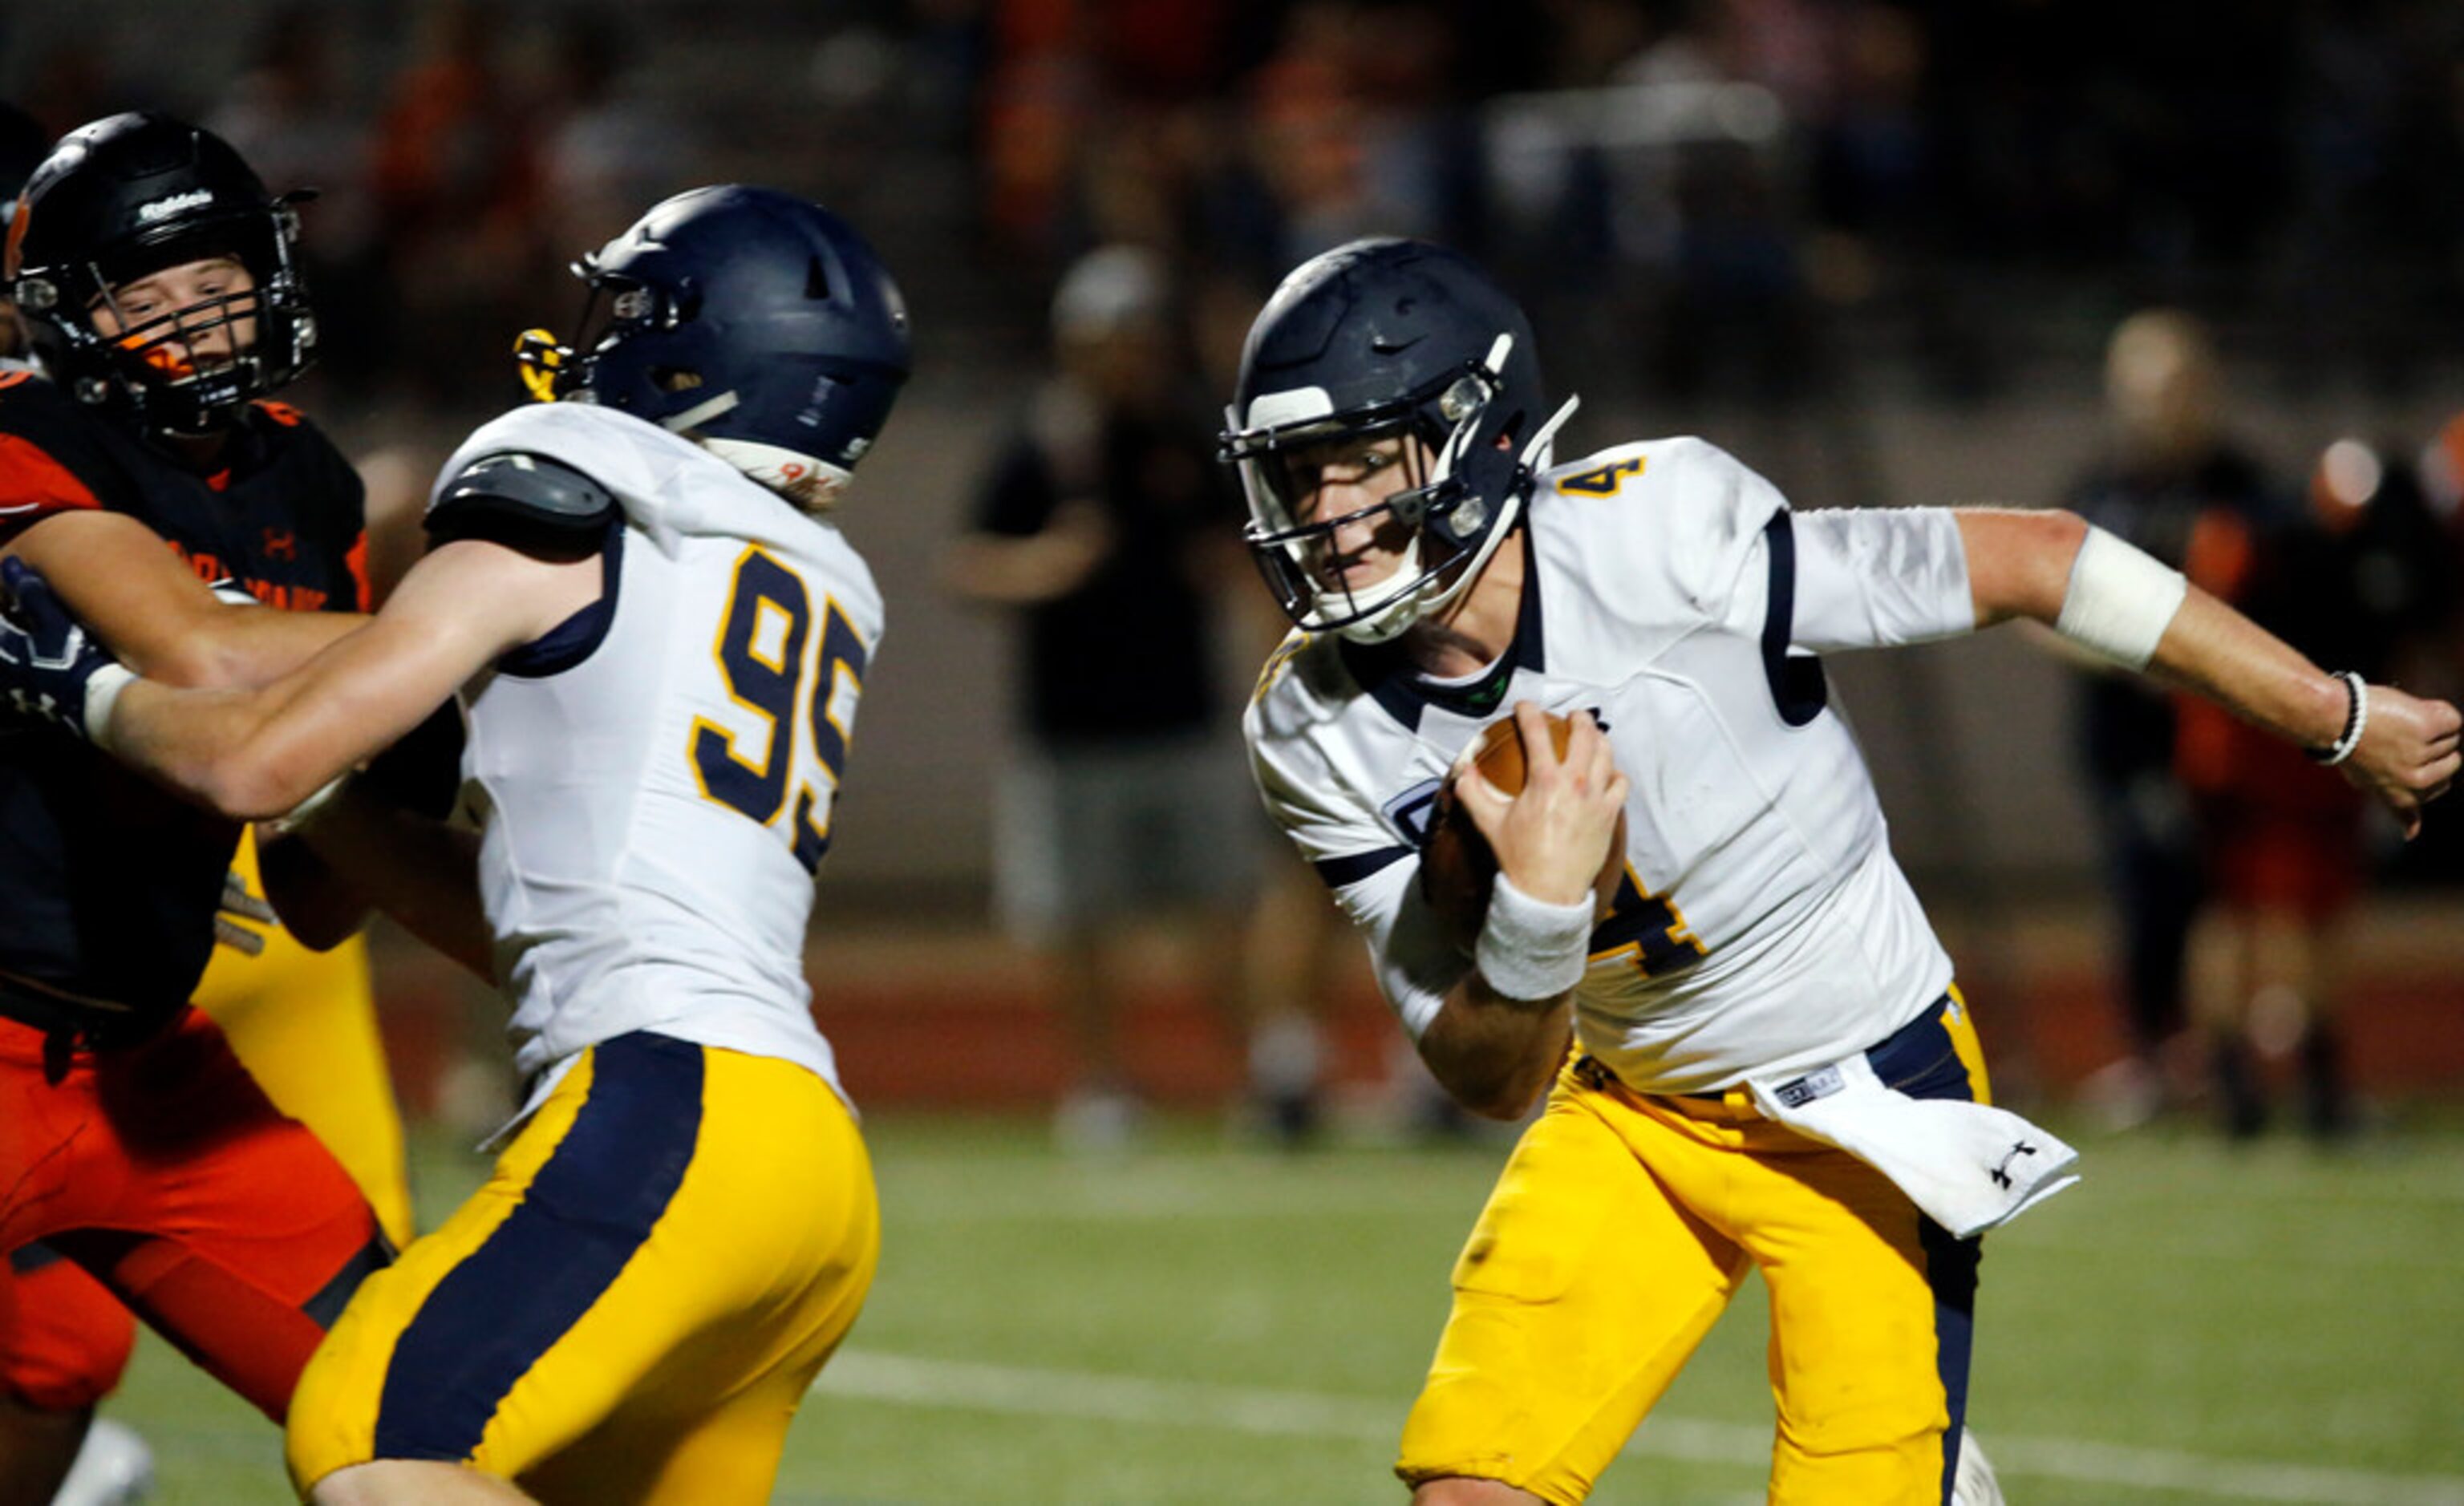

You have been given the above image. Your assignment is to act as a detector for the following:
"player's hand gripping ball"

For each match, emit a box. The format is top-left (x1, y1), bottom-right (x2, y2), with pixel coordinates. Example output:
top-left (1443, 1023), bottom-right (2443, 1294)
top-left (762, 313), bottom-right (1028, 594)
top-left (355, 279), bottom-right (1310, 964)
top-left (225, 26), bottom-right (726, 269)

top-left (1420, 710), bottom-right (1627, 953)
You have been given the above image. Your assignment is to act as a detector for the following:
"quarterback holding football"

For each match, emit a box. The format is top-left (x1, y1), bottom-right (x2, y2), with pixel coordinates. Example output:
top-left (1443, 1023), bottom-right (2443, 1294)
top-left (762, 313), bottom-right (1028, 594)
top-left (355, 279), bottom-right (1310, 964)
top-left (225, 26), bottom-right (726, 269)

top-left (1225, 237), bottom-right (2458, 1505)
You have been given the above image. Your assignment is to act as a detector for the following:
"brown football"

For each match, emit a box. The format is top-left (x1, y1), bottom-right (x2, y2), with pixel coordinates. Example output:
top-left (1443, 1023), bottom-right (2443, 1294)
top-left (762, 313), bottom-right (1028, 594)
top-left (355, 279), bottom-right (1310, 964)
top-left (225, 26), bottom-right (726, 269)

top-left (1419, 711), bottom-right (1625, 953)
top-left (1457, 710), bottom-right (1574, 798)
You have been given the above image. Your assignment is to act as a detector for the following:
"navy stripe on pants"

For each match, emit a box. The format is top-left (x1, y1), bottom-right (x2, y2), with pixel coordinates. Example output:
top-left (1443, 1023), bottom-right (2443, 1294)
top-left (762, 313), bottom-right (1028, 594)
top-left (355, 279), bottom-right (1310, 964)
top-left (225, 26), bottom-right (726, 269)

top-left (372, 1033), bottom-right (703, 1463)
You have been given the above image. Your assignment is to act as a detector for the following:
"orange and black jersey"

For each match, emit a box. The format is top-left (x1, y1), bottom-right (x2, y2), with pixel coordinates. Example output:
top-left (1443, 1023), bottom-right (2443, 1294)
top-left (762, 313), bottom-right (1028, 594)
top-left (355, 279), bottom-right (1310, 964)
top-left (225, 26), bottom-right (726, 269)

top-left (0, 370), bottom-right (368, 1033)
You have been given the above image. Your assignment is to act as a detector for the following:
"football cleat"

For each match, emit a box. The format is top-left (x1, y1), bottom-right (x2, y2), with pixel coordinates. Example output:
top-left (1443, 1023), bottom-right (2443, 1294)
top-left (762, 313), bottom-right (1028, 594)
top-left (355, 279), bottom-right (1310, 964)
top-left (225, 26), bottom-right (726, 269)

top-left (1951, 1426), bottom-right (2005, 1506)
top-left (51, 1417), bottom-right (155, 1506)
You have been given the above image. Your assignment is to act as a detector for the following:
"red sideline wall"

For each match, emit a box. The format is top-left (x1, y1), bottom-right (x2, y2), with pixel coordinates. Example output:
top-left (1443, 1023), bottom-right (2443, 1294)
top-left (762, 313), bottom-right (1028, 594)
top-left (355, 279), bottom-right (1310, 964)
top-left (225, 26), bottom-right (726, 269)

top-left (370, 901), bottom-right (2464, 1115)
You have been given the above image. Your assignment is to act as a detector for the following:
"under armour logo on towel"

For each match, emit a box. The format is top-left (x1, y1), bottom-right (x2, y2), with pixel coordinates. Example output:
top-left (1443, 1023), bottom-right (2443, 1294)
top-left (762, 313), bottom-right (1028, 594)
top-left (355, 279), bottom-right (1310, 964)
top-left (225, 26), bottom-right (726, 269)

top-left (1773, 1065), bottom-right (1846, 1110)
top-left (1989, 1140), bottom-right (2038, 1189)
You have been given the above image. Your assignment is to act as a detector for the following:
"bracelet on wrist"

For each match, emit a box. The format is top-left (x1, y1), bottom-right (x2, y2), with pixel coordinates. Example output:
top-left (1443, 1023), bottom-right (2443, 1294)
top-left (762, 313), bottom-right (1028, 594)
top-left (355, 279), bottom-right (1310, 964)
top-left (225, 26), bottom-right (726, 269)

top-left (2307, 671), bottom-right (2369, 767)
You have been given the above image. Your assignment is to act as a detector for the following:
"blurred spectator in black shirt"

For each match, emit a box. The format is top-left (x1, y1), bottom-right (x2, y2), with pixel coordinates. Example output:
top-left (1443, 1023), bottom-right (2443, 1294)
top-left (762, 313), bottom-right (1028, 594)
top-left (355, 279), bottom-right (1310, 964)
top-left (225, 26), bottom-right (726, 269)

top-left (944, 245), bottom-right (1282, 1149)
top-left (2064, 310), bottom-right (2272, 1129)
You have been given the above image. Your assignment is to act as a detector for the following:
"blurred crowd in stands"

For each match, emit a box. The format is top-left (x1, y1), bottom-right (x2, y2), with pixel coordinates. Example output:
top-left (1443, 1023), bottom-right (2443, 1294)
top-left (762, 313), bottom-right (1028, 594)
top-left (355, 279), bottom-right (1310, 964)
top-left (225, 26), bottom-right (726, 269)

top-left (11, 0), bottom-right (2464, 416)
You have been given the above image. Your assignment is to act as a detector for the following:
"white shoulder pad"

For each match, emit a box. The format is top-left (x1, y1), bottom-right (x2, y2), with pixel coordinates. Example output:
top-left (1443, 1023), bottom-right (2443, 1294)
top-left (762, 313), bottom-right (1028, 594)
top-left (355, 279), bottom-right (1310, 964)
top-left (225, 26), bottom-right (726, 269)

top-left (431, 404), bottom-right (679, 517)
top-left (1245, 630), bottom-right (1358, 743)
top-left (1535, 435), bottom-right (1789, 630)
top-left (1243, 698), bottom-right (1371, 866)
top-left (1242, 639), bottom-right (1386, 841)
top-left (435, 403), bottom-right (849, 565)
top-left (1542, 439), bottom-right (1660, 502)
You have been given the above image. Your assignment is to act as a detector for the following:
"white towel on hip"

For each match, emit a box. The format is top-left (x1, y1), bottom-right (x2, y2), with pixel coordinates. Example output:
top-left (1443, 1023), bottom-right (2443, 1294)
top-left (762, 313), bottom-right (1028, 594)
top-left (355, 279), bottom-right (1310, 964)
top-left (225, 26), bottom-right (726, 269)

top-left (1747, 1053), bottom-right (2080, 1239)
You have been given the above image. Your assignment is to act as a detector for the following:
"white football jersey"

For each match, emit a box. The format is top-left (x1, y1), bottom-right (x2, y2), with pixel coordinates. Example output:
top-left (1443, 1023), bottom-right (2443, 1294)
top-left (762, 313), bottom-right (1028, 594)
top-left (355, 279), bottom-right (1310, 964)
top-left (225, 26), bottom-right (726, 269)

top-left (432, 403), bottom-right (881, 1099)
top-left (1246, 436), bottom-right (1976, 1094)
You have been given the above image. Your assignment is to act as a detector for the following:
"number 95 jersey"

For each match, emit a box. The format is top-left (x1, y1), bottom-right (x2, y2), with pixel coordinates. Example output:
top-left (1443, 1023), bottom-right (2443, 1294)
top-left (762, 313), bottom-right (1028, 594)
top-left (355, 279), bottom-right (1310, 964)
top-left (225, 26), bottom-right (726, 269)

top-left (432, 403), bottom-right (879, 1099)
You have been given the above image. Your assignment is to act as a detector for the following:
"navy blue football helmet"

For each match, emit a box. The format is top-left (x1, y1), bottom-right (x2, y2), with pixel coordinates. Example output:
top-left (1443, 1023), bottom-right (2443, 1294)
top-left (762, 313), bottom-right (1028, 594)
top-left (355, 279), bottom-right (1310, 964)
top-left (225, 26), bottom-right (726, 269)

top-left (1218, 238), bottom-right (1576, 642)
top-left (6, 113), bottom-right (316, 435)
top-left (517, 185), bottom-right (910, 502)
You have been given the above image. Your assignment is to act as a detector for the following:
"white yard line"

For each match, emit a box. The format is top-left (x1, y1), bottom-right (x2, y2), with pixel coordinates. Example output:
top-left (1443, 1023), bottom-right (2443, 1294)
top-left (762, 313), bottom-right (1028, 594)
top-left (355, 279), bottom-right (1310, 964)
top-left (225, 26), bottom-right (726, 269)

top-left (814, 1350), bottom-right (2464, 1505)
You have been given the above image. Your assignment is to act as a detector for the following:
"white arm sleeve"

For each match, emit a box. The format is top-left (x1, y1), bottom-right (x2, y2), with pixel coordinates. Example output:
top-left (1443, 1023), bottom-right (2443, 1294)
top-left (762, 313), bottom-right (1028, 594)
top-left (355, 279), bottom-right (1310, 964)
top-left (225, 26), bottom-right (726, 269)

top-left (1786, 507), bottom-right (1976, 652)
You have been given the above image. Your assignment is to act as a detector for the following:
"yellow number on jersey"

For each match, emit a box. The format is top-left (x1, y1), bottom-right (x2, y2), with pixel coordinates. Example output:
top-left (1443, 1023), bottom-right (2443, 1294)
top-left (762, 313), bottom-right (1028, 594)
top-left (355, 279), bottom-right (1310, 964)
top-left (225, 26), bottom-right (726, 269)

top-left (689, 545), bottom-right (869, 874)
top-left (1558, 457), bottom-right (1646, 496)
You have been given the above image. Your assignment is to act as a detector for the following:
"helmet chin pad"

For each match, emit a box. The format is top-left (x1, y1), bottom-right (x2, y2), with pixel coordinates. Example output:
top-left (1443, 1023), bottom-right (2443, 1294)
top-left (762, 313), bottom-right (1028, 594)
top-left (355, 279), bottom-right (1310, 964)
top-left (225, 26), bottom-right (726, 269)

top-left (1332, 488), bottom-right (1526, 643)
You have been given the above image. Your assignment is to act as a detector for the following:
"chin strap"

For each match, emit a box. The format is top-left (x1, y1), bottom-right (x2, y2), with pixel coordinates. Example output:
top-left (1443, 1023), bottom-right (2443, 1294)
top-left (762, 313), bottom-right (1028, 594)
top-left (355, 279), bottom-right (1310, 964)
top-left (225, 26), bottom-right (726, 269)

top-left (1517, 395), bottom-right (1582, 478)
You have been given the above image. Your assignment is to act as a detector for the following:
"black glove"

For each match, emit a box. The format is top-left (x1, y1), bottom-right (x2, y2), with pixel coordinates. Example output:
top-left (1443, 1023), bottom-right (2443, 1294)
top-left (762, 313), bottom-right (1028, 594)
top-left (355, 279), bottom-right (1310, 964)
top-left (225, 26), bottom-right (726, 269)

top-left (0, 557), bottom-right (130, 742)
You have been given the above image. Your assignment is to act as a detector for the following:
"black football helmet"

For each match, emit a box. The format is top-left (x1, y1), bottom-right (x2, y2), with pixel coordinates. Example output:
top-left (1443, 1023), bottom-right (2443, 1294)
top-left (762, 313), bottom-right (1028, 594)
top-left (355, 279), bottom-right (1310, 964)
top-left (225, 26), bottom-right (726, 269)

top-left (6, 112), bottom-right (315, 435)
top-left (1218, 238), bottom-right (1577, 642)
top-left (515, 184), bottom-right (910, 504)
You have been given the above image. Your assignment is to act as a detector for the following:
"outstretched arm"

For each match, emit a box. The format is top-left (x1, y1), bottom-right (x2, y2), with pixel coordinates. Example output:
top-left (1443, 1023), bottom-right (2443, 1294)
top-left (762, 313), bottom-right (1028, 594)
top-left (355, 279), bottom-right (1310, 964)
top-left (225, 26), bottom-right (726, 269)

top-left (97, 538), bottom-right (595, 820)
top-left (1956, 508), bottom-right (2461, 836)
top-left (253, 698), bottom-right (468, 949)
top-left (5, 510), bottom-right (361, 686)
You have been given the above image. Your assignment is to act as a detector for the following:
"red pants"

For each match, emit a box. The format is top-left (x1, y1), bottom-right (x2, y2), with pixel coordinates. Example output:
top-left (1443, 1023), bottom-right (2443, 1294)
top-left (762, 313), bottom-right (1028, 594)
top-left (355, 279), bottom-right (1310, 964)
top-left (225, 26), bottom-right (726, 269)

top-left (0, 1248), bottom-right (135, 1411)
top-left (0, 1007), bottom-right (385, 1422)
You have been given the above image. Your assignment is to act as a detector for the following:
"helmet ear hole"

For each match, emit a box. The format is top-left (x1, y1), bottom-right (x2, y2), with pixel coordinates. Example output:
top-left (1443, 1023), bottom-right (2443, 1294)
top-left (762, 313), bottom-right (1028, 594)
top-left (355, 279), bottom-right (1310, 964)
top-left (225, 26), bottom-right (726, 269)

top-left (805, 256), bottom-right (833, 300)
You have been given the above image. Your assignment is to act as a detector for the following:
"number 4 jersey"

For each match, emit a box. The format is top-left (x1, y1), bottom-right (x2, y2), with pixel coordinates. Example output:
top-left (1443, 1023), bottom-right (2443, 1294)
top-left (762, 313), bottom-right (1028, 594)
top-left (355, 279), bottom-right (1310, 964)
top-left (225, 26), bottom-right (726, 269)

top-left (432, 402), bottom-right (879, 1101)
top-left (1246, 436), bottom-right (1979, 1095)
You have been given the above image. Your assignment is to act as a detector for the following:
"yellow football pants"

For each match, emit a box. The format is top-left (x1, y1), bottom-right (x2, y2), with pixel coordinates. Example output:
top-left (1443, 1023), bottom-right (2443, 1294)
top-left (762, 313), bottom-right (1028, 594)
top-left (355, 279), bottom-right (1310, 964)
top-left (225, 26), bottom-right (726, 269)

top-left (286, 1032), bottom-right (877, 1505)
top-left (1399, 995), bottom-right (1990, 1504)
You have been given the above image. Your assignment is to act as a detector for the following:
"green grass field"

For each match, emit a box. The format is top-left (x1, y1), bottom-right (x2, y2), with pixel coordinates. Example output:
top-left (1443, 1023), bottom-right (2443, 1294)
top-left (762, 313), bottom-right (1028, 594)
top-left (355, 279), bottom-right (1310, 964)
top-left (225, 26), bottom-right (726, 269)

top-left (108, 1111), bottom-right (2464, 1504)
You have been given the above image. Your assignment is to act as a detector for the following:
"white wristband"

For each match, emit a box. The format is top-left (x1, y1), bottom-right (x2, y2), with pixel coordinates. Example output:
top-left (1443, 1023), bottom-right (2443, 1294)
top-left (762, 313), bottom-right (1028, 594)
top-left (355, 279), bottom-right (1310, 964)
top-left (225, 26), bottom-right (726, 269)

top-left (1474, 872), bottom-right (1593, 1002)
top-left (2054, 525), bottom-right (2188, 670)
top-left (83, 663), bottom-right (136, 750)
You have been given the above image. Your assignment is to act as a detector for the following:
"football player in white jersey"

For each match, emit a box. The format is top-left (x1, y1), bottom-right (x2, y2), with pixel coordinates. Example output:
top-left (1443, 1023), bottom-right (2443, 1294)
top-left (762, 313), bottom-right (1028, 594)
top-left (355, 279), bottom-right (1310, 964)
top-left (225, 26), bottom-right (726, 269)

top-left (0, 185), bottom-right (911, 1505)
top-left (1218, 239), bottom-right (2460, 1506)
